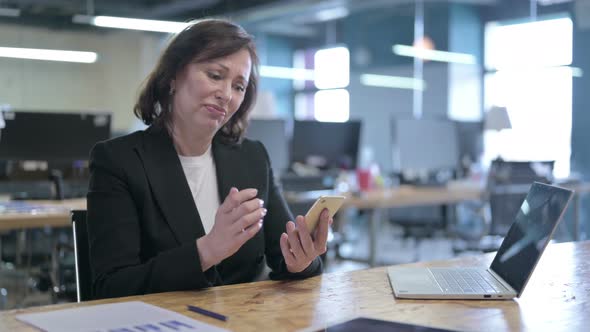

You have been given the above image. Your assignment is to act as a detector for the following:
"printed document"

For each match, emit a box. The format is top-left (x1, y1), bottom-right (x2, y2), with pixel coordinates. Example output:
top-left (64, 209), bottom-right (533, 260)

top-left (16, 300), bottom-right (229, 332)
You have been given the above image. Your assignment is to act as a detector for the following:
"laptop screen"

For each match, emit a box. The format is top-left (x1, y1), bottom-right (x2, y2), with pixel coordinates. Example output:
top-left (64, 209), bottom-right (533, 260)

top-left (490, 182), bottom-right (573, 295)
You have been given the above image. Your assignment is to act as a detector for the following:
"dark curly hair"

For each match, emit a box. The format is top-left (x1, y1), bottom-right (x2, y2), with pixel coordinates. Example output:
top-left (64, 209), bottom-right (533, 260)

top-left (134, 19), bottom-right (259, 144)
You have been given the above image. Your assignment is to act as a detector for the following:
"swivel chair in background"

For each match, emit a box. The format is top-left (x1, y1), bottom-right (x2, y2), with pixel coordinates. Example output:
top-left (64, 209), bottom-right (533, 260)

top-left (453, 159), bottom-right (554, 253)
top-left (386, 117), bottom-right (460, 261)
top-left (487, 160), bottom-right (554, 236)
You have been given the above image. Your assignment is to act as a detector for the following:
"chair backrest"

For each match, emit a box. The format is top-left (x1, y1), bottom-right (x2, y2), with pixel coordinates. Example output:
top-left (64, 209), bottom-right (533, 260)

top-left (71, 209), bottom-right (92, 302)
top-left (488, 160), bottom-right (554, 185)
top-left (488, 190), bottom-right (528, 235)
top-left (486, 160), bottom-right (554, 236)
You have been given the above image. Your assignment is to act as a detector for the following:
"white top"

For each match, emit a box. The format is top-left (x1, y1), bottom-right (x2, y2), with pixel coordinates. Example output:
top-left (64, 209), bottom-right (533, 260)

top-left (178, 147), bottom-right (220, 234)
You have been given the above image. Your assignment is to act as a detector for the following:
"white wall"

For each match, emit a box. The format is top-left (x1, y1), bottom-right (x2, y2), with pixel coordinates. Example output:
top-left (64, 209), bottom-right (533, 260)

top-left (0, 23), bottom-right (167, 132)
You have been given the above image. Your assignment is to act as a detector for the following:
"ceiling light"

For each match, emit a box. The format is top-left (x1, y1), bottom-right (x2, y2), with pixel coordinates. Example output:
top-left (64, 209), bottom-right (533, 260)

top-left (0, 8), bottom-right (20, 17)
top-left (315, 7), bottom-right (349, 22)
top-left (73, 15), bottom-right (191, 33)
top-left (492, 65), bottom-right (583, 77)
top-left (0, 47), bottom-right (97, 63)
top-left (260, 66), bottom-right (315, 80)
top-left (360, 74), bottom-right (426, 91)
top-left (537, 0), bottom-right (571, 5)
top-left (393, 44), bottom-right (477, 65)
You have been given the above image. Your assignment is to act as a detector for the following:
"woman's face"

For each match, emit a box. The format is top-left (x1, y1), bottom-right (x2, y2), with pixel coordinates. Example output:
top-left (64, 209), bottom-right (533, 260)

top-left (171, 48), bottom-right (252, 135)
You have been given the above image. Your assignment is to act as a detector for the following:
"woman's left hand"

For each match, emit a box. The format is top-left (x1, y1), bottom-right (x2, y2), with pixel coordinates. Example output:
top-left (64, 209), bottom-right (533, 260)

top-left (280, 208), bottom-right (332, 273)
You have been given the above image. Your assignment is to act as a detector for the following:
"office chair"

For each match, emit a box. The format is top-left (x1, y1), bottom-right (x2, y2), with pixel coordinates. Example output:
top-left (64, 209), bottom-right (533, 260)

top-left (71, 210), bottom-right (92, 302)
top-left (487, 160), bottom-right (554, 235)
top-left (388, 206), bottom-right (447, 258)
top-left (453, 160), bottom-right (554, 254)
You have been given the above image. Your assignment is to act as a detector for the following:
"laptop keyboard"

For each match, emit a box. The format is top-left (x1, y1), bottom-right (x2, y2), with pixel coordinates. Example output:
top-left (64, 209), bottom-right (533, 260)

top-left (429, 268), bottom-right (508, 294)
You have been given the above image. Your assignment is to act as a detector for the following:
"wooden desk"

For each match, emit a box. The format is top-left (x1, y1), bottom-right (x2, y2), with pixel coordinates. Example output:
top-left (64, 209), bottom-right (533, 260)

top-left (284, 182), bottom-right (484, 209)
top-left (0, 181), bottom-right (586, 234)
top-left (342, 183), bottom-right (483, 210)
top-left (341, 183), bottom-right (484, 266)
top-left (1, 241), bottom-right (587, 332)
top-left (0, 199), bottom-right (86, 232)
top-left (289, 181), bottom-right (590, 265)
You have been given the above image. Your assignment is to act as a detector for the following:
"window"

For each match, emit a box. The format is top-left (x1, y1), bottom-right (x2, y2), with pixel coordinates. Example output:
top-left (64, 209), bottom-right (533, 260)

top-left (484, 16), bottom-right (573, 178)
top-left (314, 89), bottom-right (349, 122)
top-left (293, 46), bottom-right (350, 122)
top-left (314, 47), bottom-right (350, 89)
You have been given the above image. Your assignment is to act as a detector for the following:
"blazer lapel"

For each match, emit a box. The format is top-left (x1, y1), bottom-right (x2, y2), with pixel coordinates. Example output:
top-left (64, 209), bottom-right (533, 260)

top-left (136, 126), bottom-right (205, 244)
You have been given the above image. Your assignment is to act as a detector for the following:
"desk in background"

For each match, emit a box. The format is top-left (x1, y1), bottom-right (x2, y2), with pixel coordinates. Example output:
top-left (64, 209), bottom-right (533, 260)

top-left (287, 180), bottom-right (590, 266)
top-left (1, 181), bottom-right (586, 234)
top-left (0, 180), bottom-right (586, 266)
top-left (1, 241), bottom-right (588, 331)
top-left (0, 199), bottom-right (85, 268)
top-left (286, 182), bottom-right (485, 266)
top-left (0, 199), bottom-right (86, 232)
top-left (344, 183), bottom-right (485, 266)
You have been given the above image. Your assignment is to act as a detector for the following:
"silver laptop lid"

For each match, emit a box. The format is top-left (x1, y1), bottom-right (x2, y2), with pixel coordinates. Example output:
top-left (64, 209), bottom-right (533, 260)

top-left (490, 182), bottom-right (573, 297)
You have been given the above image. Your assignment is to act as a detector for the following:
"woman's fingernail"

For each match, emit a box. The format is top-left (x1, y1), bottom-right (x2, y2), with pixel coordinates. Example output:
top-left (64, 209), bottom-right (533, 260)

top-left (259, 199), bottom-right (264, 207)
top-left (261, 208), bottom-right (267, 217)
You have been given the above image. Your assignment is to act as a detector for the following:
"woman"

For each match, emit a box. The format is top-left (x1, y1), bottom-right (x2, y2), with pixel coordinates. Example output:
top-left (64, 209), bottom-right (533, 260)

top-left (87, 19), bottom-right (330, 299)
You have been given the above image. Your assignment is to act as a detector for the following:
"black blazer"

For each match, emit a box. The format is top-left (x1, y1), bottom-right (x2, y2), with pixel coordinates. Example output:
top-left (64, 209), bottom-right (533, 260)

top-left (87, 125), bottom-right (322, 299)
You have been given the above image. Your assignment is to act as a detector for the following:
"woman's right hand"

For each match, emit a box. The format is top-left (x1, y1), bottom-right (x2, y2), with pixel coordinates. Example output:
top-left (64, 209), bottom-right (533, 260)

top-left (196, 187), bottom-right (266, 271)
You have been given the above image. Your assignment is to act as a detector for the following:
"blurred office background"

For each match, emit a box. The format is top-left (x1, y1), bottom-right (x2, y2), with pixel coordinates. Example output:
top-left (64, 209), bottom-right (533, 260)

top-left (1, 0), bottom-right (590, 309)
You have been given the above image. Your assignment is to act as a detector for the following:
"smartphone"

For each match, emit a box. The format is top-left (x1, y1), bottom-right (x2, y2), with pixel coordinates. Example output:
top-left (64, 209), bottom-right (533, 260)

top-left (304, 195), bottom-right (346, 232)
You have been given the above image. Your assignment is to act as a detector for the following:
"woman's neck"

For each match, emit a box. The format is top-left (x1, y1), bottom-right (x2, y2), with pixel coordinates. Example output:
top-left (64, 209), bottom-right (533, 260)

top-left (168, 121), bottom-right (213, 156)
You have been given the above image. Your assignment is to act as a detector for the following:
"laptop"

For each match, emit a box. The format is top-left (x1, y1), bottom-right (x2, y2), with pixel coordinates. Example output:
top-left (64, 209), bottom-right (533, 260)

top-left (388, 182), bottom-right (573, 300)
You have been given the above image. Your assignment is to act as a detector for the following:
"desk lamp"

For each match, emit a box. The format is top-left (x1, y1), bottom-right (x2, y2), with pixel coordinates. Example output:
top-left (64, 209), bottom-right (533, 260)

top-left (484, 105), bottom-right (512, 164)
top-left (484, 106), bottom-right (511, 131)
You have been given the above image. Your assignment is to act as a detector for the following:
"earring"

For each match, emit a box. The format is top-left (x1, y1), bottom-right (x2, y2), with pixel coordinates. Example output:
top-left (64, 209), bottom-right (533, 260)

top-left (169, 86), bottom-right (175, 95)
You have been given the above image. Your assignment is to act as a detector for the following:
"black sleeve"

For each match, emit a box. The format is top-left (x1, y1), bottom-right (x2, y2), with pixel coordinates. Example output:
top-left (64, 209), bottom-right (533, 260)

top-left (254, 141), bottom-right (323, 280)
top-left (87, 142), bottom-right (219, 299)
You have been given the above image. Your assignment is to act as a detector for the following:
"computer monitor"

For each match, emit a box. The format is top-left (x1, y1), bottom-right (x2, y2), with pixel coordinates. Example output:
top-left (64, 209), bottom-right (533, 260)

top-left (391, 117), bottom-right (459, 173)
top-left (245, 118), bottom-right (289, 175)
top-left (0, 110), bottom-right (111, 161)
top-left (291, 120), bottom-right (361, 170)
top-left (454, 120), bottom-right (484, 165)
